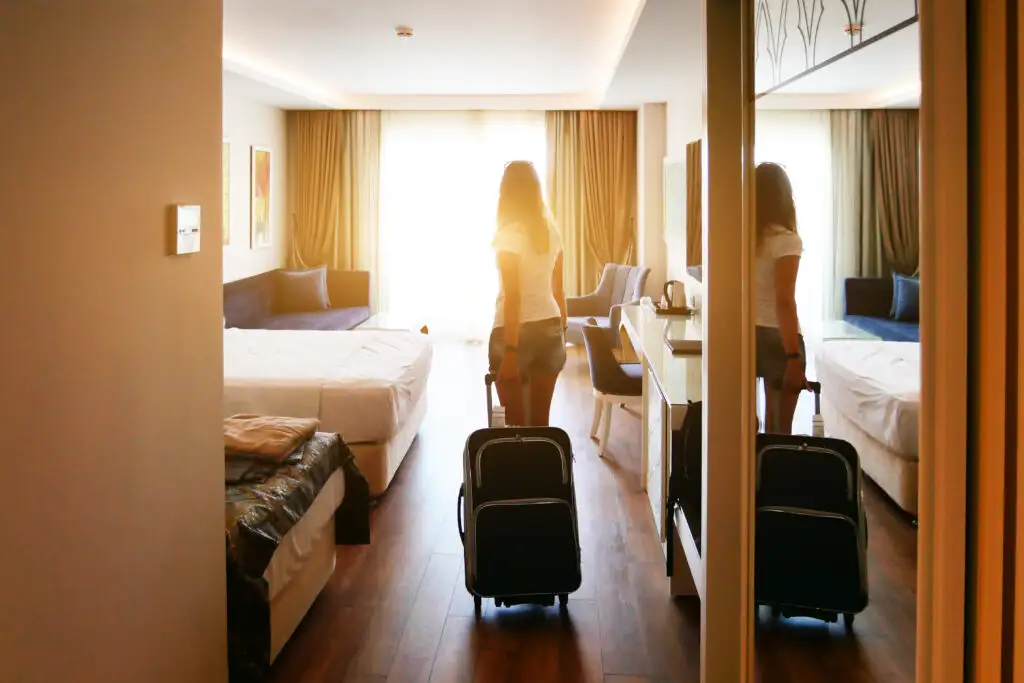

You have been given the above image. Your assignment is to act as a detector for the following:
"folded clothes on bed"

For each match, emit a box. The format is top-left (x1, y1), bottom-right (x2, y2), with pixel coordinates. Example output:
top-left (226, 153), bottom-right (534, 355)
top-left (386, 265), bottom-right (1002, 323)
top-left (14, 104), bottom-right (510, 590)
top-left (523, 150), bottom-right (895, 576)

top-left (224, 413), bottom-right (320, 463)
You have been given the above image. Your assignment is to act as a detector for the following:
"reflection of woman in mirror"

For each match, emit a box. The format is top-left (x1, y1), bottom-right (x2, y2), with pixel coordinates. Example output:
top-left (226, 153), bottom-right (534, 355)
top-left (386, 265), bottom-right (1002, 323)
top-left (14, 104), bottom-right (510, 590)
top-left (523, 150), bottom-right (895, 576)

top-left (754, 162), bottom-right (806, 434)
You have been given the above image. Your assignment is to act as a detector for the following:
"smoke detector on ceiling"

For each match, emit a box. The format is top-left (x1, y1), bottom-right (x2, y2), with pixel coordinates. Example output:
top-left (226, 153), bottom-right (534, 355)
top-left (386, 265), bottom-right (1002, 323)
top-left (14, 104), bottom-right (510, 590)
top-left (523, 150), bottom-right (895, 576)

top-left (395, 25), bottom-right (414, 38)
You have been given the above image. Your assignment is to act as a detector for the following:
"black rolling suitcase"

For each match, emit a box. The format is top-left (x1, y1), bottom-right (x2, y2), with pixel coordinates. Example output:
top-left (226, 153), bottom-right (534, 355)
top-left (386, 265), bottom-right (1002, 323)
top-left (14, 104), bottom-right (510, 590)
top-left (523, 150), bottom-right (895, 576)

top-left (456, 373), bottom-right (582, 616)
top-left (754, 381), bottom-right (869, 631)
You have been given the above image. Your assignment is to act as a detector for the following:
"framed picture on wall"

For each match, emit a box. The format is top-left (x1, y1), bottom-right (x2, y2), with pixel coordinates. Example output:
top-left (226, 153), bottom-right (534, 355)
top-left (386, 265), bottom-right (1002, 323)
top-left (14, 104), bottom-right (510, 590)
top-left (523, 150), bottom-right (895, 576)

top-left (222, 139), bottom-right (231, 246)
top-left (250, 146), bottom-right (271, 249)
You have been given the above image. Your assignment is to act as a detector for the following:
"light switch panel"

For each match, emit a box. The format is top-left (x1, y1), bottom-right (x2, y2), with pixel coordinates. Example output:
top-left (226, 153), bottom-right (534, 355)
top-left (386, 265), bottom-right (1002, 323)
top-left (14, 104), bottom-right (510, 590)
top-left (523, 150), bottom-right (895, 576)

top-left (171, 204), bottom-right (201, 255)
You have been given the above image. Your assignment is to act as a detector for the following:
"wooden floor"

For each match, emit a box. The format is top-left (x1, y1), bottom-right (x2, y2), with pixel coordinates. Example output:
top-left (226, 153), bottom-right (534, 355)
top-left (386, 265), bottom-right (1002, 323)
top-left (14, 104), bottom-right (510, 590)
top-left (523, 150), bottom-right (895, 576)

top-left (267, 341), bottom-right (917, 683)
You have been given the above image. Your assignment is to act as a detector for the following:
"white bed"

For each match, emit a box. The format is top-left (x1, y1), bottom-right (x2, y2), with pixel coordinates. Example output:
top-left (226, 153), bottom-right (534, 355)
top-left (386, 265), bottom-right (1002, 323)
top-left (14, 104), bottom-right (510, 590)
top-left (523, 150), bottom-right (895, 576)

top-left (223, 328), bottom-right (433, 495)
top-left (814, 340), bottom-right (920, 516)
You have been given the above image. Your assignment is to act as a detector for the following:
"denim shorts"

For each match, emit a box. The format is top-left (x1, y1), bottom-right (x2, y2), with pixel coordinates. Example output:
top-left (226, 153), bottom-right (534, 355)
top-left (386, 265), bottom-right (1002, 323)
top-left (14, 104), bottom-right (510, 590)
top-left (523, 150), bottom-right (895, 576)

top-left (488, 317), bottom-right (567, 376)
top-left (755, 325), bottom-right (806, 390)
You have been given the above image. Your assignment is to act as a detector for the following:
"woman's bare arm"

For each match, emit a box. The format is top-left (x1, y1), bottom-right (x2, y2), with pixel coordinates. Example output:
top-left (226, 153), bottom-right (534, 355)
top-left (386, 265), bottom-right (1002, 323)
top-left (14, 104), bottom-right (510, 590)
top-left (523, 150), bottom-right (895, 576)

top-left (552, 251), bottom-right (567, 328)
top-left (773, 255), bottom-right (802, 355)
top-left (498, 251), bottom-right (521, 347)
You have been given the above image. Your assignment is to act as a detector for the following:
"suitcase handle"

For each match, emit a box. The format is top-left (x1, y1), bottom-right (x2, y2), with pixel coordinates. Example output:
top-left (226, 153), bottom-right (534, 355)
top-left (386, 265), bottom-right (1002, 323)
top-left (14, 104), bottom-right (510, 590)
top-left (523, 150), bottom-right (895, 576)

top-left (457, 483), bottom-right (466, 545)
top-left (806, 381), bottom-right (822, 415)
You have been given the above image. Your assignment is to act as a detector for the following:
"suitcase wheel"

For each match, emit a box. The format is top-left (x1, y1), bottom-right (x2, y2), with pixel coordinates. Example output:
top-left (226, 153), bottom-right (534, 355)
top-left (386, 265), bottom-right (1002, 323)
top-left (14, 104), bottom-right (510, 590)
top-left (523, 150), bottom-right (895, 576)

top-left (473, 595), bottom-right (482, 618)
top-left (558, 593), bottom-right (568, 610)
top-left (843, 613), bottom-right (855, 632)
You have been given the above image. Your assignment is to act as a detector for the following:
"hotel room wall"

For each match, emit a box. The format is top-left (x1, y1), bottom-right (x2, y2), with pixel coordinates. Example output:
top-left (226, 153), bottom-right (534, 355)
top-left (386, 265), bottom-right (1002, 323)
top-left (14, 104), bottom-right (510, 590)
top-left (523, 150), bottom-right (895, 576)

top-left (0, 3), bottom-right (228, 683)
top-left (665, 96), bottom-right (704, 281)
top-left (637, 102), bottom-right (668, 297)
top-left (222, 88), bottom-right (289, 282)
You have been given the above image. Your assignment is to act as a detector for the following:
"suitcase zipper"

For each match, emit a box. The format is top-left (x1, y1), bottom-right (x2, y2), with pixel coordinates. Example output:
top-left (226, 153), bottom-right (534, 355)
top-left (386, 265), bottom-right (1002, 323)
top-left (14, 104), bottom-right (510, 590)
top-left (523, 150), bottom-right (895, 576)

top-left (468, 497), bottom-right (579, 582)
top-left (757, 505), bottom-right (859, 530)
top-left (474, 437), bottom-right (569, 487)
top-left (755, 445), bottom-right (855, 500)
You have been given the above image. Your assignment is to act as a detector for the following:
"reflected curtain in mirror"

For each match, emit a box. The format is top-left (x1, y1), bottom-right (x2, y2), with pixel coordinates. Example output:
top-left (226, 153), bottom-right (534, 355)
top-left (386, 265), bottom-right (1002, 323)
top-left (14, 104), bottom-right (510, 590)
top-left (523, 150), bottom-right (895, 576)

top-left (872, 109), bottom-right (920, 276)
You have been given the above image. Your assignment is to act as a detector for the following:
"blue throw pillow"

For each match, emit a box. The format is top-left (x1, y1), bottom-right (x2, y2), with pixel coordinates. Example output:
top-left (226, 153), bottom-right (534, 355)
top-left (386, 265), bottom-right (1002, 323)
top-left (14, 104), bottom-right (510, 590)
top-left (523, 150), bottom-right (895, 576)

top-left (892, 274), bottom-right (920, 322)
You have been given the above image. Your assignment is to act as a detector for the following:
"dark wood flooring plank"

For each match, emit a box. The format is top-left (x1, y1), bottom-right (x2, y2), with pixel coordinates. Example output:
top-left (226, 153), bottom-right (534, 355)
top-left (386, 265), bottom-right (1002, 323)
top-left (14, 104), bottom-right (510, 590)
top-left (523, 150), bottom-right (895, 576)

top-left (428, 616), bottom-right (477, 683)
top-left (386, 553), bottom-right (463, 683)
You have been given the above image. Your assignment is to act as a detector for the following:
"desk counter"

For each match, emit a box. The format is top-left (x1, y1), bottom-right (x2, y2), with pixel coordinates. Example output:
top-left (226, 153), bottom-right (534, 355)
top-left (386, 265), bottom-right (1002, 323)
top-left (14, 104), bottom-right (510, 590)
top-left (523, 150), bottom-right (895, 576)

top-left (619, 303), bottom-right (704, 599)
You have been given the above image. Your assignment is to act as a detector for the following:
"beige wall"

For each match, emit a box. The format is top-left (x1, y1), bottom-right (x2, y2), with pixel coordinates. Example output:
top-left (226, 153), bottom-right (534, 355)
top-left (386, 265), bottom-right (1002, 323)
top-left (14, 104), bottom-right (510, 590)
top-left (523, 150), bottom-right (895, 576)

top-left (665, 97), bottom-right (704, 281)
top-left (0, 3), bottom-right (227, 683)
top-left (222, 88), bottom-right (289, 282)
top-left (636, 103), bottom-right (668, 298)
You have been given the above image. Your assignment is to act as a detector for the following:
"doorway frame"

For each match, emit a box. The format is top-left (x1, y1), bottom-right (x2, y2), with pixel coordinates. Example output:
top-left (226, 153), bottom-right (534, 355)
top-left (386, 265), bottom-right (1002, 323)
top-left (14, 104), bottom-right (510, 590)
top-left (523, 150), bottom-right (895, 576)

top-left (914, 0), bottom-right (969, 681)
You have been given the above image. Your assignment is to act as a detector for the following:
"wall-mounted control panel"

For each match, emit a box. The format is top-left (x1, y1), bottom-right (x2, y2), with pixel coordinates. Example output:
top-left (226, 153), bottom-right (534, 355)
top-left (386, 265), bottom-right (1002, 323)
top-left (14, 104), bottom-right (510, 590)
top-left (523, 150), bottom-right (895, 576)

top-left (170, 204), bottom-right (201, 255)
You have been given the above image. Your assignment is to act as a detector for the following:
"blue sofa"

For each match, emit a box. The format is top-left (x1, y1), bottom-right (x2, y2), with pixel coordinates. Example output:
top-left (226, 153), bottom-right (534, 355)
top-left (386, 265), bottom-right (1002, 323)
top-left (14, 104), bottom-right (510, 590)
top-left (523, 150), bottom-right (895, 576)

top-left (843, 276), bottom-right (920, 342)
top-left (224, 268), bottom-right (371, 331)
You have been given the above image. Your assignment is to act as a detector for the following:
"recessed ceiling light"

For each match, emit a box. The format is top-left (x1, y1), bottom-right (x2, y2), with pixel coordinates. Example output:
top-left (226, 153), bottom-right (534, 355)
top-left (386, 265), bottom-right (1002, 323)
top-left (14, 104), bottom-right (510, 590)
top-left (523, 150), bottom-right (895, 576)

top-left (395, 25), bottom-right (414, 38)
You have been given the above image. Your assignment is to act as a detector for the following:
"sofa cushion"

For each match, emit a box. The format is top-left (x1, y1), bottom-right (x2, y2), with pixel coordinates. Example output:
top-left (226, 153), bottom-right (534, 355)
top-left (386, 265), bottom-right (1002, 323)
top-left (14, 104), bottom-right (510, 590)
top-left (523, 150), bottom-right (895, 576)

top-left (224, 270), bottom-right (276, 328)
top-left (276, 265), bottom-right (332, 314)
top-left (844, 314), bottom-right (920, 343)
top-left (892, 274), bottom-right (920, 322)
top-left (261, 306), bottom-right (371, 332)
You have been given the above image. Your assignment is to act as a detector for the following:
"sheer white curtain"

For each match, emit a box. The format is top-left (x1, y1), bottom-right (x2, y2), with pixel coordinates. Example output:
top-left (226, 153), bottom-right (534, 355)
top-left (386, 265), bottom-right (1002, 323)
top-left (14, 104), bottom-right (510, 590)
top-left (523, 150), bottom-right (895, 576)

top-left (377, 110), bottom-right (547, 342)
top-left (754, 110), bottom-right (833, 340)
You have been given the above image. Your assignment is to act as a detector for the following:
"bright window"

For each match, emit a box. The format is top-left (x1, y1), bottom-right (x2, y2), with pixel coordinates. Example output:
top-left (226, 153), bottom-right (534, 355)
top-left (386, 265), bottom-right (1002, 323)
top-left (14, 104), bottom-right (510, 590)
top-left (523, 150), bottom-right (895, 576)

top-left (754, 110), bottom-right (834, 341)
top-left (377, 110), bottom-right (548, 342)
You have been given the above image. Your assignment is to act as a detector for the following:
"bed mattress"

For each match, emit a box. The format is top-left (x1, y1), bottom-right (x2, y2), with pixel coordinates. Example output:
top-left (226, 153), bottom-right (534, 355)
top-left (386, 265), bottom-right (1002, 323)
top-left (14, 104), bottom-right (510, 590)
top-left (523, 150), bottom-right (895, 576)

top-left (815, 339), bottom-right (921, 458)
top-left (813, 340), bottom-right (920, 459)
top-left (223, 328), bottom-right (433, 444)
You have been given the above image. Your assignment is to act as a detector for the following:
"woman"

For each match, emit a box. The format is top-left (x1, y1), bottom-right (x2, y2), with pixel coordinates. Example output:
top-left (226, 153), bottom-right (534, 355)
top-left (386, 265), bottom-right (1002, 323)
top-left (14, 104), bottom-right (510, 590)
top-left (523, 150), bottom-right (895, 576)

top-left (489, 160), bottom-right (567, 427)
top-left (755, 162), bottom-right (806, 434)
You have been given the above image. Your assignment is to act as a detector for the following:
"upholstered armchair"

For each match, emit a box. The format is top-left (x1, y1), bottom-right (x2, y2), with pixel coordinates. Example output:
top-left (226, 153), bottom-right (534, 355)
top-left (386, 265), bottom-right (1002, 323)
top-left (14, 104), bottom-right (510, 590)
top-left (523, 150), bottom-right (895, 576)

top-left (565, 263), bottom-right (651, 348)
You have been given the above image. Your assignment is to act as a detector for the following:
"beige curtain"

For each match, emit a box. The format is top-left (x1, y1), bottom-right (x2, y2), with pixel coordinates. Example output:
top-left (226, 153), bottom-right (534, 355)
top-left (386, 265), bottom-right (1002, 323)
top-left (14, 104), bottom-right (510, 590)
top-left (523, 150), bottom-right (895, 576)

top-left (286, 110), bottom-right (343, 269)
top-left (685, 138), bottom-right (703, 266)
top-left (579, 110), bottom-right (638, 293)
top-left (872, 109), bottom-right (920, 276)
top-left (545, 111), bottom-right (584, 296)
top-left (286, 110), bottom-right (381, 290)
top-left (829, 109), bottom-right (880, 316)
top-left (338, 111), bottom-right (381, 279)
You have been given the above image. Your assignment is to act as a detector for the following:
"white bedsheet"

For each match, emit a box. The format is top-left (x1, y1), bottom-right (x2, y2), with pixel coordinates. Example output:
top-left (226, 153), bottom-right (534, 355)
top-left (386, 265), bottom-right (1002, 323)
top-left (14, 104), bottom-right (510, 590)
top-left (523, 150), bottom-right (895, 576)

top-left (813, 340), bottom-right (920, 459)
top-left (223, 328), bottom-right (433, 444)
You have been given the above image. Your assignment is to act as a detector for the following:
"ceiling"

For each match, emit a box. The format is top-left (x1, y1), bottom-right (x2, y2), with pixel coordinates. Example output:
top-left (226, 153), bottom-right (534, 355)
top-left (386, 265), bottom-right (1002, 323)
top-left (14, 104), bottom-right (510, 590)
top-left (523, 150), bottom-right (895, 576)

top-left (223, 0), bottom-right (650, 109)
top-left (757, 21), bottom-right (921, 110)
top-left (222, 0), bottom-right (918, 111)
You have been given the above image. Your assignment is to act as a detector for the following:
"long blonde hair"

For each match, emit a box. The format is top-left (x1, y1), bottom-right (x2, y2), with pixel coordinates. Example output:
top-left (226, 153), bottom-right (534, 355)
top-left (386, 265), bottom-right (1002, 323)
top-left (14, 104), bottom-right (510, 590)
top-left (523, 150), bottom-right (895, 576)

top-left (755, 162), bottom-right (798, 250)
top-left (496, 160), bottom-right (549, 253)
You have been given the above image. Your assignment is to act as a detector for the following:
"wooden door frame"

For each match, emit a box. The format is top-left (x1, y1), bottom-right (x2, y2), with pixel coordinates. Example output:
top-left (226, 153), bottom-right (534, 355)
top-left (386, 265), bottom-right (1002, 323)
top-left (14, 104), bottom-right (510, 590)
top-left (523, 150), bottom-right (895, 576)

top-left (700, 0), bottom-right (757, 680)
top-left (913, 0), bottom-right (971, 680)
top-left (1016, 0), bottom-right (1024, 674)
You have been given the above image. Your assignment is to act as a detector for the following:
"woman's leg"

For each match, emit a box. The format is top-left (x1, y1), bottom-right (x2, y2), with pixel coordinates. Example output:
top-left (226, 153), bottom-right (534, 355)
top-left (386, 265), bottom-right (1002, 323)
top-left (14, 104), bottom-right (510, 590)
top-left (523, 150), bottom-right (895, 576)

top-left (528, 372), bottom-right (559, 426)
top-left (497, 376), bottom-right (526, 426)
top-left (524, 318), bottom-right (567, 426)
top-left (773, 335), bottom-right (807, 435)
top-left (489, 326), bottom-right (526, 426)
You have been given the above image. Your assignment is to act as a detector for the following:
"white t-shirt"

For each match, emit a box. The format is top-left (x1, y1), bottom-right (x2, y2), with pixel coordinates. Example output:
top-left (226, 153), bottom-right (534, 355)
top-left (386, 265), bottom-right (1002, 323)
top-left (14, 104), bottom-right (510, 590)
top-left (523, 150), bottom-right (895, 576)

top-left (491, 217), bottom-right (563, 329)
top-left (754, 224), bottom-right (803, 329)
